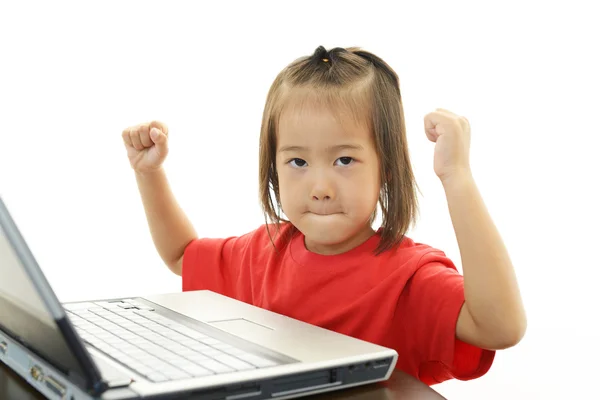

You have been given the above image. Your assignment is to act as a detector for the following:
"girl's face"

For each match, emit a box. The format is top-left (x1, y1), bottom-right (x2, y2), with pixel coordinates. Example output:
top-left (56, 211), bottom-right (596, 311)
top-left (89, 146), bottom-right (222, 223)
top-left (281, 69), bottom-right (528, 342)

top-left (276, 105), bottom-right (381, 255)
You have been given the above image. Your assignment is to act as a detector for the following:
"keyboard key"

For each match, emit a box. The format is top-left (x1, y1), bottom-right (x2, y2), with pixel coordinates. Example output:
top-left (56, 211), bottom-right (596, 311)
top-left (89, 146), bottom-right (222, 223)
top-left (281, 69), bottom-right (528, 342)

top-left (162, 332), bottom-right (188, 342)
top-left (127, 362), bottom-right (153, 375)
top-left (189, 343), bottom-right (211, 352)
top-left (177, 360), bottom-right (199, 369)
top-left (147, 372), bottom-right (169, 382)
top-left (116, 355), bottom-right (138, 366)
top-left (186, 354), bottom-right (211, 363)
top-left (186, 365), bottom-right (213, 377)
top-left (163, 368), bottom-right (191, 380)
top-left (164, 354), bottom-right (188, 364)
top-left (212, 343), bottom-right (235, 351)
top-left (212, 354), bottom-right (255, 371)
top-left (174, 348), bottom-right (202, 359)
top-left (221, 347), bottom-right (248, 356)
top-left (200, 349), bottom-right (224, 357)
top-left (199, 337), bottom-right (222, 346)
top-left (153, 361), bottom-right (177, 371)
top-left (180, 338), bottom-right (201, 347)
top-left (139, 355), bottom-right (162, 366)
top-left (199, 360), bottom-right (235, 374)
top-left (172, 326), bottom-right (208, 339)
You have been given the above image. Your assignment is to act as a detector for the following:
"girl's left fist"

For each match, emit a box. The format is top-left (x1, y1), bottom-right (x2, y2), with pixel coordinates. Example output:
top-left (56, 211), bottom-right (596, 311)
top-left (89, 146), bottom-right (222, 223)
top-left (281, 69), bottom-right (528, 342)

top-left (424, 108), bottom-right (472, 182)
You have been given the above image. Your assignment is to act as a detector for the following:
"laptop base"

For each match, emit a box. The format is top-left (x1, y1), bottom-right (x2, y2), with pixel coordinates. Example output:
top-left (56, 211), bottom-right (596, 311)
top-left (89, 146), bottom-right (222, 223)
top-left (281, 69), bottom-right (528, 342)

top-left (1, 326), bottom-right (394, 400)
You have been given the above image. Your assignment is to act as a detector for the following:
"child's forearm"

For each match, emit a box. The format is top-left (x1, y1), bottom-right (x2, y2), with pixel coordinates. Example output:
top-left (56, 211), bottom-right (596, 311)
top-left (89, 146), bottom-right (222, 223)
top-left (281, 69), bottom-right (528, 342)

top-left (442, 171), bottom-right (526, 346)
top-left (135, 167), bottom-right (197, 275)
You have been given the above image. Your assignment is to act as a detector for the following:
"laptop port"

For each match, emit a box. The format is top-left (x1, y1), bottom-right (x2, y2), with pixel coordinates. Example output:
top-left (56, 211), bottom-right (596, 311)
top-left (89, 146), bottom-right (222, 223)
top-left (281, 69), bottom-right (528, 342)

top-left (30, 365), bottom-right (44, 381)
top-left (44, 375), bottom-right (67, 399)
top-left (373, 359), bottom-right (391, 369)
top-left (271, 369), bottom-right (340, 397)
top-left (0, 341), bottom-right (7, 355)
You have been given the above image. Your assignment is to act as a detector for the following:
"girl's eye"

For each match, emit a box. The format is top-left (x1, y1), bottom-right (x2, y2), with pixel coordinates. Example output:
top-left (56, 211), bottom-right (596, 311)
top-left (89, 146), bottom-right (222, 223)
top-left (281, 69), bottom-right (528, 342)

top-left (289, 158), bottom-right (307, 168)
top-left (335, 157), bottom-right (354, 166)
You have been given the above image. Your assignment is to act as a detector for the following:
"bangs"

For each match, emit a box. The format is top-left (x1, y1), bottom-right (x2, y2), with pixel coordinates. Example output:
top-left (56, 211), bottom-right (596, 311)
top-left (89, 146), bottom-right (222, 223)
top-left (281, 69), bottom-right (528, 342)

top-left (275, 82), bottom-right (374, 135)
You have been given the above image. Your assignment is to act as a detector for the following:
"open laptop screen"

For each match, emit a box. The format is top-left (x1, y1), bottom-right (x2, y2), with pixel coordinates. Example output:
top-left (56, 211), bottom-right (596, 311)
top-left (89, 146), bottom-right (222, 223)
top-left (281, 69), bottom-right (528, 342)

top-left (0, 197), bottom-right (103, 392)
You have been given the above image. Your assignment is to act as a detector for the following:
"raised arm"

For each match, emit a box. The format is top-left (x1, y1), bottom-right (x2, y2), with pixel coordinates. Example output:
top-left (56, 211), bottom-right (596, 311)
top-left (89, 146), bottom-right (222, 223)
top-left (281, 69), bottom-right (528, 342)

top-left (122, 121), bottom-right (197, 275)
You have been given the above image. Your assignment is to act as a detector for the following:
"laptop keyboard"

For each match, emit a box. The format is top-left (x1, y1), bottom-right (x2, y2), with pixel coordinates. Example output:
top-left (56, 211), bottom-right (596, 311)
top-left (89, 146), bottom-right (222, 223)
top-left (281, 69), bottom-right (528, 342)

top-left (65, 299), bottom-right (279, 382)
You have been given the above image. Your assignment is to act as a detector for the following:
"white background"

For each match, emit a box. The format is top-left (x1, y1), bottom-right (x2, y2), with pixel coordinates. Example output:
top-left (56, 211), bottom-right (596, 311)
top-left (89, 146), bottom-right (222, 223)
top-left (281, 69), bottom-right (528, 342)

top-left (1, 1), bottom-right (598, 398)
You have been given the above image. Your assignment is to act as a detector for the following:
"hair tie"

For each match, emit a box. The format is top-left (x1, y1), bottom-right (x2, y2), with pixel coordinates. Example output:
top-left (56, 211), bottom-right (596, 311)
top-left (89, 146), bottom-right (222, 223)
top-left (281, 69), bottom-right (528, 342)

top-left (312, 45), bottom-right (331, 65)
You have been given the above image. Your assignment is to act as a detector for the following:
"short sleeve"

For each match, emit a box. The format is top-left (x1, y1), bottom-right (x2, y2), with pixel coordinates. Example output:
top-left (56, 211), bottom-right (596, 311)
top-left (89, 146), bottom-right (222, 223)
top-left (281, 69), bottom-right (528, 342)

top-left (398, 251), bottom-right (495, 385)
top-left (182, 231), bottom-right (254, 302)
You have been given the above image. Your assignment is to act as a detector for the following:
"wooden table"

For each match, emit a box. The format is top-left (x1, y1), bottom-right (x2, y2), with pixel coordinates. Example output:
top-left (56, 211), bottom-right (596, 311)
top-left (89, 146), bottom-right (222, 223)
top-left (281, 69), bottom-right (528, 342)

top-left (1, 362), bottom-right (445, 399)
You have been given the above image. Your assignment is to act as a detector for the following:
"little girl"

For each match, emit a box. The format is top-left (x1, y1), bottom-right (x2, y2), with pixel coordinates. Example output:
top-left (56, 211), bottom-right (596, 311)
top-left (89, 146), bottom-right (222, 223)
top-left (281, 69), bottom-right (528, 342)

top-left (122, 46), bottom-right (526, 385)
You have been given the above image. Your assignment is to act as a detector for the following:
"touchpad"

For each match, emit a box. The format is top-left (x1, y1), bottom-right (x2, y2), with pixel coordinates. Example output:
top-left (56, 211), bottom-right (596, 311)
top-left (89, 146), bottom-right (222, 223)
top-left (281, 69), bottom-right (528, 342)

top-left (209, 318), bottom-right (274, 337)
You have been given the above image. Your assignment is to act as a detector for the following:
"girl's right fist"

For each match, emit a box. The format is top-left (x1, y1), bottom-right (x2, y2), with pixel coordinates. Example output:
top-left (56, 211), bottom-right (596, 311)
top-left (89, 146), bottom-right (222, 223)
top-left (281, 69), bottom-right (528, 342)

top-left (122, 121), bottom-right (169, 172)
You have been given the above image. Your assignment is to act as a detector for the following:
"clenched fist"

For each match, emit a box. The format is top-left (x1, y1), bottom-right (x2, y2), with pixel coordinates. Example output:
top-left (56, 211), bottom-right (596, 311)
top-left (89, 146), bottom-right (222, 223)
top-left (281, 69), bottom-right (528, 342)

top-left (122, 121), bottom-right (169, 173)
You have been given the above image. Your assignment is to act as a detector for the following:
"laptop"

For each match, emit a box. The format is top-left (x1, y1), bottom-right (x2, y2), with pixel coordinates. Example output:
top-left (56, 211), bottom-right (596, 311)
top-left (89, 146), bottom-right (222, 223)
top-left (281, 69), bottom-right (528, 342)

top-left (0, 196), bottom-right (397, 400)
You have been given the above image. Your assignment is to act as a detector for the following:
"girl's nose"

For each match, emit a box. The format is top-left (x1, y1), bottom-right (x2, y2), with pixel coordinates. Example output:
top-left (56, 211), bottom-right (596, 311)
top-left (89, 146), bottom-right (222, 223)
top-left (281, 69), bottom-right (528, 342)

top-left (310, 173), bottom-right (334, 201)
top-left (312, 193), bottom-right (331, 201)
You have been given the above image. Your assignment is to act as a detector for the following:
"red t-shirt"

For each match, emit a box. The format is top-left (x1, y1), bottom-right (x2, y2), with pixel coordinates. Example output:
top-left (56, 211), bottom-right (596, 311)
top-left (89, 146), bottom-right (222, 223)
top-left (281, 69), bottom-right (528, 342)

top-left (182, 223), bottom-right (495, 385)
